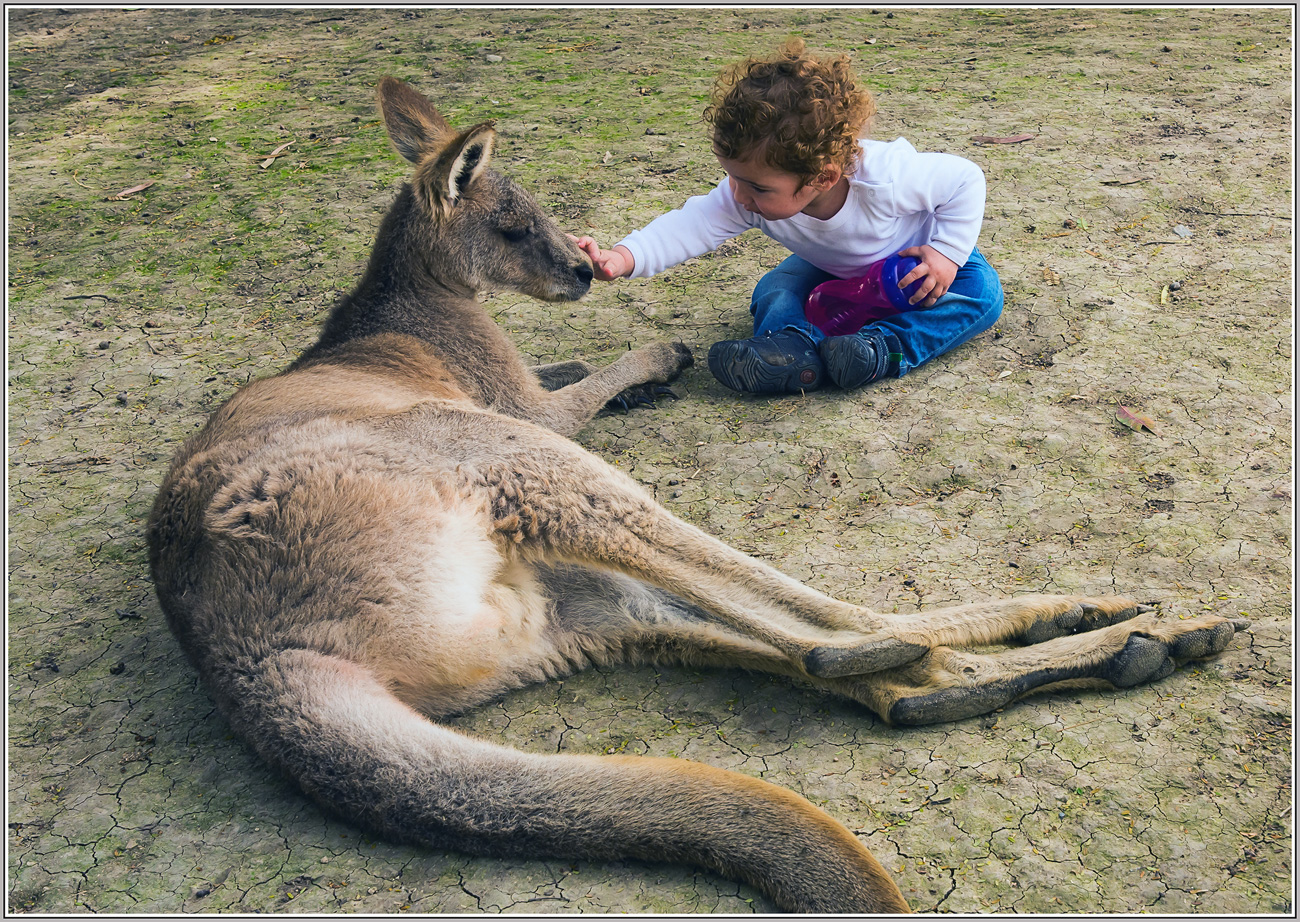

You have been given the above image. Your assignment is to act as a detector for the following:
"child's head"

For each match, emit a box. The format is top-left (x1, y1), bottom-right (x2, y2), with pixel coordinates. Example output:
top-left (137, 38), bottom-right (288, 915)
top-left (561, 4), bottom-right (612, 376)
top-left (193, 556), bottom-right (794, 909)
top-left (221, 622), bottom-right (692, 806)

top-left (704, 38), bottom-right (876, 190)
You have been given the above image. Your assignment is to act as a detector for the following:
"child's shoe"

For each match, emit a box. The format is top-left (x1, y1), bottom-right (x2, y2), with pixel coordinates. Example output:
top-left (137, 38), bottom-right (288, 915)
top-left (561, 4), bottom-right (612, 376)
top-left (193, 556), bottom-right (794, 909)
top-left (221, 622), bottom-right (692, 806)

top-left (707, 330), bottom-right (825, 394)
top-left (819, 328), bottom-right (898, 389)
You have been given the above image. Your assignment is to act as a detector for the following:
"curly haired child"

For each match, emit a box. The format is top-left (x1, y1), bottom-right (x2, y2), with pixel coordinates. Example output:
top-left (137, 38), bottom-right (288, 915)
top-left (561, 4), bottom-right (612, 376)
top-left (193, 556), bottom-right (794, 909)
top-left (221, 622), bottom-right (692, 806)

top-left (573, 38), bottom-right (1004, 395)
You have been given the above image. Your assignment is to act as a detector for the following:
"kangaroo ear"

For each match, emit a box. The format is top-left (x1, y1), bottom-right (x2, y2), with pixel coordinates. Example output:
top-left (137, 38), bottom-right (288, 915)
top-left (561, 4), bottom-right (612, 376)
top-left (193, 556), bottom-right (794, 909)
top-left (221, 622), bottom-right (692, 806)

top-left (377, 76), bottom-right (453, 164)
top-left (443, 123), bottom-right (495, 204)
top-left (415, 122), bottom-right (496, 215)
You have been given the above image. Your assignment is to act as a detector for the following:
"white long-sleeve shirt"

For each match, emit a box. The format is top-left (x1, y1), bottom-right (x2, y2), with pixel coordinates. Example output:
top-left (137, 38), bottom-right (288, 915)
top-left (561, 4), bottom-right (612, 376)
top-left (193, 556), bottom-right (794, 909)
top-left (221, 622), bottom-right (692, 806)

top-left (618, 137), bottom-right (986, 280)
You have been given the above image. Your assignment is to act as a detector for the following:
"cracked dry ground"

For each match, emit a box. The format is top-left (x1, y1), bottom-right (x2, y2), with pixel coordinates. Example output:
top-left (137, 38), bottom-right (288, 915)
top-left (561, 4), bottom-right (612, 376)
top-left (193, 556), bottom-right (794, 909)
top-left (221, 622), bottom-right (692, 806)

top-left (7, 7), bottom-right (1292, 915)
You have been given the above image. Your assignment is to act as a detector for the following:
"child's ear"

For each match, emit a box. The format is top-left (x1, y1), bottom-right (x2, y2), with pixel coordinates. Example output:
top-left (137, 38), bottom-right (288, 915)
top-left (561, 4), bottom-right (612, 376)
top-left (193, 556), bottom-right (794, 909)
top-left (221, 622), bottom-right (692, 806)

top-left (816, 163), bottom-right (843, 190)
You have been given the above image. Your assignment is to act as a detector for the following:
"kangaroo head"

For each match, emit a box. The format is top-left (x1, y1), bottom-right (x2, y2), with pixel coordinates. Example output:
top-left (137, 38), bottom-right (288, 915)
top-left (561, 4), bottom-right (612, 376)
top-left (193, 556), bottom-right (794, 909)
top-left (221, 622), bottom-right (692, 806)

top-left (377, 77), bottom-right (593, 302)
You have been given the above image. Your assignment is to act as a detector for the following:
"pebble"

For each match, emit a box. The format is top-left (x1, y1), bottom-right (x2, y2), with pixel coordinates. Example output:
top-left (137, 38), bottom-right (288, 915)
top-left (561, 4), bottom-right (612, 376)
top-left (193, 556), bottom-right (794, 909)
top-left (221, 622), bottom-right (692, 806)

top-left (485, 54), bottom-right (503, 63)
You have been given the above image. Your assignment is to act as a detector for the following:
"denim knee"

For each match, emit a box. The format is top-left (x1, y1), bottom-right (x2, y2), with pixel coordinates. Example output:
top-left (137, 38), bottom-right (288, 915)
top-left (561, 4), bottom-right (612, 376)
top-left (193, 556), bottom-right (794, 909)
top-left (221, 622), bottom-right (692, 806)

top-left (749, 254), bottom-right (835, 340)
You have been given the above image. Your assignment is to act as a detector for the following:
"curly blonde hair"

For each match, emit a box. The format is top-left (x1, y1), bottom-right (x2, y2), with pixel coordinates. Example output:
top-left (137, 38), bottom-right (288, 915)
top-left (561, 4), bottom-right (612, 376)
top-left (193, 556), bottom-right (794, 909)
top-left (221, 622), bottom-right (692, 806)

top-left (704, 38), bottom-right (876, 188)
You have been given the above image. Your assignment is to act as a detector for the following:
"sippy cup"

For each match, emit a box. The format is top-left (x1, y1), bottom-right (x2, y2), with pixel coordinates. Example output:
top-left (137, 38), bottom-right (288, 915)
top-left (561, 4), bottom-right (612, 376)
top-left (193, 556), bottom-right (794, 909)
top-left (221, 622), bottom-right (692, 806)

top-left (804, 254), bottom-right (925, 336)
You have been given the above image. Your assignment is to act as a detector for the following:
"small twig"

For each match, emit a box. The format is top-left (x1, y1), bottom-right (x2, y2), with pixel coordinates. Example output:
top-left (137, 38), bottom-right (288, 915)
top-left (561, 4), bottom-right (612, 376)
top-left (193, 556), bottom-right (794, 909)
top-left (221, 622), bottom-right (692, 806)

top-left (62, 294), bottom-right (117, 301)
top-left (1180, 206), bottom-right (1291, 220)
top-left (72, 171), bottom-right (90, 189)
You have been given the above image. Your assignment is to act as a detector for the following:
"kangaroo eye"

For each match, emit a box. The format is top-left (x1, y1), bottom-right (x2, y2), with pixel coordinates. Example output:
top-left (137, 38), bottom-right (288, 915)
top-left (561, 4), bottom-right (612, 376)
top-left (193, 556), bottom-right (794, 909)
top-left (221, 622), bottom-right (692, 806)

top-left (501, 226), bottom-right (532, 243)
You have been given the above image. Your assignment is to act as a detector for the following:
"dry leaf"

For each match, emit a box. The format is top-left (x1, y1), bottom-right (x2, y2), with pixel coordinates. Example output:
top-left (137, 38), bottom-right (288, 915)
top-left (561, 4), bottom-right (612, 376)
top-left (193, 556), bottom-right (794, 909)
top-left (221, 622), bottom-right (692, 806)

top-left (259, 141), bottom-right (295, 169)
top-left (1042, 267), bottom-right (1062, 286)
top-left (111, 180), bottom-right (155, 199)
top-left (971, 133), bottom-right (1036, 144)
top-left (1117, 405), bottom-right (1162, 436)
top-left (1160, 285), bottom-right (1170, 304)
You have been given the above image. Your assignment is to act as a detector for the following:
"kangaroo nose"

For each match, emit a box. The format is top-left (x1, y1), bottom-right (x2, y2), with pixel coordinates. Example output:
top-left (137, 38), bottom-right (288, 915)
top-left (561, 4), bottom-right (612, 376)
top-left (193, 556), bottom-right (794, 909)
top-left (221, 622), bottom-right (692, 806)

top-left (574, 261), bottom-right (594, 285)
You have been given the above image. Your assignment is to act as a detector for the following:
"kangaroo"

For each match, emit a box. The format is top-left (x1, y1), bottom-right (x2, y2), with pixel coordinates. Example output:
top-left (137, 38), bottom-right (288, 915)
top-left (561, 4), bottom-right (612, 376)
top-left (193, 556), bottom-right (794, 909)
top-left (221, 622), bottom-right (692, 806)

top-left (147, 78), bottom-right (1246, 914)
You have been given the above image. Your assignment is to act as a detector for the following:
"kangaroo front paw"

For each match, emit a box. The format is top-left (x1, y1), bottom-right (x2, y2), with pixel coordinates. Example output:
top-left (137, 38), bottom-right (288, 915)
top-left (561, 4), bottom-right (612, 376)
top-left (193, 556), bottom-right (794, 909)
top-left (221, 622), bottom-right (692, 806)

top-left (655, 341), bottom-right (694, 379)
top-left (605, 383), bottom-right (680, 412)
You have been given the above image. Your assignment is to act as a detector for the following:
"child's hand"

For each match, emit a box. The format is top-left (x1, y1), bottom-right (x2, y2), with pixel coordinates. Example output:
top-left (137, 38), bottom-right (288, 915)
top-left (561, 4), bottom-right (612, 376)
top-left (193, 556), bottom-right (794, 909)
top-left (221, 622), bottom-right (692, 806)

top-left (896, 245), bottom-right (960, 307)
top-left (568, 235), bottom-right (635, 281)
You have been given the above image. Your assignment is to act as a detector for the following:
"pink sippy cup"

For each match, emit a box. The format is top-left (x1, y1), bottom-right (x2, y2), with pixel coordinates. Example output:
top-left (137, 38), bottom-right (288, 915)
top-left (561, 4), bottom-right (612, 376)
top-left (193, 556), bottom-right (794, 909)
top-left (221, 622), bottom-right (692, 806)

top-left (804, 254), bottom-right (925, 336)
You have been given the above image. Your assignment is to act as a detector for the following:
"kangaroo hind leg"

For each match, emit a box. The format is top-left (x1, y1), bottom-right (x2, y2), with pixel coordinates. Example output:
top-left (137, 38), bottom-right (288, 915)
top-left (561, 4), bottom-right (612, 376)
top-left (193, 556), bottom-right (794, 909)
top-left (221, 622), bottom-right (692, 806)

top-left (462, 432), bottom-right (926, 677)
top-left (535, 562), bottom-right (812, 678)
top-left (872, 593), bottom-right (1152, 653)
top-left (832, 612), bottom-right (1247, 726)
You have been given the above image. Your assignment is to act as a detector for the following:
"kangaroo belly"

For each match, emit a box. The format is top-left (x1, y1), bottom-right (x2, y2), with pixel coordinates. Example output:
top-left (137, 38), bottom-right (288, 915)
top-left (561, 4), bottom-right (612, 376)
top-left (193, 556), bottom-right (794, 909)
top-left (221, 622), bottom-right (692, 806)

top-left (185, 422), bottom-right (560, 716)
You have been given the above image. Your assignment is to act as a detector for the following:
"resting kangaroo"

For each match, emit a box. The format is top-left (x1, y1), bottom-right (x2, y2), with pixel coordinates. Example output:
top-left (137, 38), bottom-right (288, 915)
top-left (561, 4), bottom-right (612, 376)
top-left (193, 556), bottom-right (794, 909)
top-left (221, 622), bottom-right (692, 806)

top-left (147, 78), bottom-right (1246, 914)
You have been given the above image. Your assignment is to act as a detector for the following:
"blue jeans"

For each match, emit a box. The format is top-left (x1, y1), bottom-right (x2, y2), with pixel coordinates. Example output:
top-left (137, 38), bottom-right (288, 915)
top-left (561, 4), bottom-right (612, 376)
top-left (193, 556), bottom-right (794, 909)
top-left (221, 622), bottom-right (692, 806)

top-left (748, 248), bottom-right (1004, 377)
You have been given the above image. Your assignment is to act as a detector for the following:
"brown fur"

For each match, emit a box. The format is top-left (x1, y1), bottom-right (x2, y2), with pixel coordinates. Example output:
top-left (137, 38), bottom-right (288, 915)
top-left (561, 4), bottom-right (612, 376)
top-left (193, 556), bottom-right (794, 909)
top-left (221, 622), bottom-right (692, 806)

top-left (147, 79), bottom-right (1244, 913)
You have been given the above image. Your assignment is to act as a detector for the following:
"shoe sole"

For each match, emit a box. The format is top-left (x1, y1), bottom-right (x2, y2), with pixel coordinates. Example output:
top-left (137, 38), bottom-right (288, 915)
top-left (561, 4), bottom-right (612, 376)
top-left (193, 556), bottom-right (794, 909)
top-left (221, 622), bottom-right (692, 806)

top-left (708, 341), bottom-right (824, 394)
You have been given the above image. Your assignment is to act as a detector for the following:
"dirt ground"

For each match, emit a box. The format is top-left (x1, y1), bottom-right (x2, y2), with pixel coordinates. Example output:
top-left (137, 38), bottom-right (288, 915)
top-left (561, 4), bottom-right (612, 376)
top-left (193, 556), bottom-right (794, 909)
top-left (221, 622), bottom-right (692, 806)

top-left (7, 7), bottom-right (1292, 915)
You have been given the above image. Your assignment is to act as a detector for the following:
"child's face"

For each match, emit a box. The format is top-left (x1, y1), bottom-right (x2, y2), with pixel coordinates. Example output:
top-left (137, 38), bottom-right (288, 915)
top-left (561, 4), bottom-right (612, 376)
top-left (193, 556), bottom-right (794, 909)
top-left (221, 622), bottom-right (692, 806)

top-left (717, 155), bottom-right (834, 221)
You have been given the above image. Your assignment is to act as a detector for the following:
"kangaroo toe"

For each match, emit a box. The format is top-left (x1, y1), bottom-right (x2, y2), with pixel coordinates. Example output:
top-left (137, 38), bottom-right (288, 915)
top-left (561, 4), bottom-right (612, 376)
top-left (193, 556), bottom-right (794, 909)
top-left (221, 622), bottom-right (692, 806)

top-left (1077, 597), bottom-right (1148, 630)
top-left (1168, 620), bottom-right (1241, 660)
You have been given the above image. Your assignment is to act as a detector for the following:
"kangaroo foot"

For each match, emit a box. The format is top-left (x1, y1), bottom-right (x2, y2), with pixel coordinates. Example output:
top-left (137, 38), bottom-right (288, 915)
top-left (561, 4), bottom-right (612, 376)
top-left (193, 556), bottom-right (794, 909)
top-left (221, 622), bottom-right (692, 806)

top-left (1103, 617), bottom-right (1247, 687)
top-left (874, 615), bottom-right (1247, 726)
top-left (1018, 596), bottom-right (1151, 645)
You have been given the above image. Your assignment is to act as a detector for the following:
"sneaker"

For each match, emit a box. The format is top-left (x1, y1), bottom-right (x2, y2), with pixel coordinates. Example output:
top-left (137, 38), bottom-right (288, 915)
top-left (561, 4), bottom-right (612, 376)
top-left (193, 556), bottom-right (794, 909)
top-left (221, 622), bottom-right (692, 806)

top-left (819, 328), bottom-right (893, 389)
top-left (707, 330), bottom-right (825, 394)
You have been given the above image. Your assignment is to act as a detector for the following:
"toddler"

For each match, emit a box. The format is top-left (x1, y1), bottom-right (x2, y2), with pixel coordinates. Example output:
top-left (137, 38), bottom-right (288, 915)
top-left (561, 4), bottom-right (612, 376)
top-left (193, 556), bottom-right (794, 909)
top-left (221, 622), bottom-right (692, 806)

top-left (574, 38), bottom-right (1003, 395)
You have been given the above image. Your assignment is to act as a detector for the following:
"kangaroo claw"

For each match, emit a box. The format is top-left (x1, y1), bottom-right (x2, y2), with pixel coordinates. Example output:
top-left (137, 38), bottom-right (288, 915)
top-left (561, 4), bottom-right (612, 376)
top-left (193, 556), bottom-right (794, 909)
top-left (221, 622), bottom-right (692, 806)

top-left (604, 384), bottom-right (681, 413)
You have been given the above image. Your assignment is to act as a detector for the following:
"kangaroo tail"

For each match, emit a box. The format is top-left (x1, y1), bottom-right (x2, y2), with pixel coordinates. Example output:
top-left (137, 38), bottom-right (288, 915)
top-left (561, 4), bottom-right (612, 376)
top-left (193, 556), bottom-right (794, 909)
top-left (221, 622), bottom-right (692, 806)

top-left (211, 647), bottom-right (910, 914)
